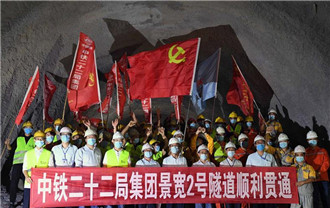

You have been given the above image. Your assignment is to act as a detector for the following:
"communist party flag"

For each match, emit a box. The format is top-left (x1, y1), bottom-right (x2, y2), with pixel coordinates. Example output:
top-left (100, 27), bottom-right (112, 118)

top-left (170, 95), bottom-right (183, 122)
top-left (226, 56), bottom-right (254, 116)
top-left (141, 98), bottom-right (152, 123)
top-left (112, 61), bottom-right (126, 119)
top-left (15, 66), bottom-right (40, 126)
top-left (127, 38), bottom-right (200, 99)
top-left (43, 74), bottom-right (57, 123)
top-left (98, 66), bottom-right (115, 114)
top-left (67, 32), bottom-right (101, 112)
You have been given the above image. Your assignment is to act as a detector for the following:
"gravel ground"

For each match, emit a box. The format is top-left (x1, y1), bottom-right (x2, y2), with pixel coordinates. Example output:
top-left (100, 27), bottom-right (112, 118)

top-left (1, 185), bottom-right (23, 208)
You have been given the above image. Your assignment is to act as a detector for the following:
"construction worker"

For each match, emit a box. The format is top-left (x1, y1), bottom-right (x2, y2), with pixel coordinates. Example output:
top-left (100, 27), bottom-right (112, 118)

top-left (266, 133), bottom-right (294, 167)
top-left (190, 127), bottom-right (214, 165)
top-left (5, 121), bottom-right (35, 208)
top-left (196, 114), bottom-right (205, 127)
top-left (305, 130), bottom-right (329, 208)
top-left (103, 132), bottom-right (131, 167)
top-left (75, 129), bottom-right (102, 167)
top-left (125, 129), bottom-right (143, 167)
top-left (44, 127), bottom-right (58, 151)
top-left (214, 116), bottom-right (226, 129)
top-left (234, 133), bottom-right (254, 166)
top-left (243, 116), bottom-right (258, 150)
top-left (51, 127), bottom-right (78, 167)
top-left (226, 111), bottom-right (242, 145)
top-left (136, 143), bottom-right (160, 167)
top-left (262, 109), bottom-right (283, 144)
top-left (237, 116), bottom-right (244, 125)
top-left (22, 130), bottom-right (54, 208)
top-left (246, 135), bottom-right (277, 167)
top-left (71, 130), bottom-right (84, 148)
top-left (213, 127), bottom-right (227, 163)
top-left (291, 145), bottom-right (315, 208)
top-left (204, 118), bottom-right (213, 135)
top-left (53, 118), bottom-right (64, 142)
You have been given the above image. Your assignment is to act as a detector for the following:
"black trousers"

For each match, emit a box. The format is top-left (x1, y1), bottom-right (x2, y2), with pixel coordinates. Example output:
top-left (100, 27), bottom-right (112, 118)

top-left (10, 163), bottom-right (25, 204)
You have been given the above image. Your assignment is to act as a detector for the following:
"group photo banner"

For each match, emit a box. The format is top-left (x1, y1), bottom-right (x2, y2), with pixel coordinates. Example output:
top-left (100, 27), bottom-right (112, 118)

top-left (30, 167), bottom-right (298, 207)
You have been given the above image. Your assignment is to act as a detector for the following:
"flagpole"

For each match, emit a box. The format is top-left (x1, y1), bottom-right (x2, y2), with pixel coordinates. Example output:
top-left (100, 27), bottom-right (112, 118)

top-left (183, 96), bottom-right (191, 139)
top-left (211, 49), bottom-right (221, 126)
top-left (0, 123), bottom-right (16, 159)
top-left (62, 90), bottom-right (68, 120)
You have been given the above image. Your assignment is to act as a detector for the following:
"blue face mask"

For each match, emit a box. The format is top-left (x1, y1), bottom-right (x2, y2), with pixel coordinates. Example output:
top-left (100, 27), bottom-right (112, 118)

top-left (171, 146), bottom-right (179, 154)
top-left (24, 127), bottom-right (33, 135)
top-left (133, 138), bottom-right (140, 144)
top-left (205, 123), bottom-right (210, 129)
top-left (177, 138), bottom-right (184, 143)
top-left (55, 126), bottom-right (60, 132)
top-left (87, 138), bottom-right (96, 146)
top-left (308, 140), bottom-right (317, 146)
top-left (35, 140), bottom-right (44, 148)
top-left (256, 144), bottom-right (265, 151)
top-left (144, 151), bottom-right (153, 158)
top-left (279, 142), bottom-right (288, 149)
top-left (296, 156), bottom-right (304, 163)
top-left (230, 119), bottom-right (236, 125)
top-left (216, 135), bottom-right (224, 142)
top-left (200, 154), bottom-right (208, 161)
top-left (114, 141), bottom-right (123, 149)
top-left (246, 122), bottom-right (252, 127)
top-left (46, 136), bottom-right (54, 143)
top-left (269, 115), bottom-right (275, 120)
top-left (227, 151), bottom-right (235, 158)
top-left (61, 135), bottom-right (70, 143)
top-left (155, 146), bottom-right (161, 152)
top-left (190, 123), bottom-right (197, 128)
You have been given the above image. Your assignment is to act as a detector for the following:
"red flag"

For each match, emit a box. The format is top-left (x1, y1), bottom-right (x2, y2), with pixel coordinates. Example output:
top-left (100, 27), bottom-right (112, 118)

top-left (226, 56), bottom-right (254, 116)
top-left (98, 66), bottom-right (115, 114)
top-left (170, 95), bottom-right (183, 122)
top-left (117, 53), bottom-right (131, 102)
top-left (141, 98), bottom-right (152, 123)
top-left (67, 32), bottom-right (101, 113)
top-left (112, 61), bottom-right (126, 119)
top-left (127, 38), bottom-right (200, 99)
top-left (15, 66), bottom-right (40, 126)
top-left (258, 110), bottom-right (266, 129)
top-left (43, 75), bottom-right (57, 123)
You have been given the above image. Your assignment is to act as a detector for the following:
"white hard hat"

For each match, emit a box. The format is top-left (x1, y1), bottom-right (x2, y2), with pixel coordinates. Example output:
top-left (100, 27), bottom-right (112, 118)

top-left (112, 132), bottom-right (124, 140)
top-left (60, 127), bottom-right (72, 134)
top-left (306, 131), bottom-right (317, 140)
top-left (238, 133), bottom-right (248, 141)
top-left (268, 109), bottom-right (277, 114)
top-left (254, 135), bottom-right (265, 143)
top-left (204, 119), bottom-right (211, 123)
top-left (225, 142), bottom-right (236, 150)
top-left (294, 145), bottom-right (306, 153)
top-left (142, 143), bottom-right (153, 152)
top-left (216, 127), bottom-right (225, 134)
top-left (197, 144), bottom-right (209, 153)
top-left (84, 129), bottom-right (97, 137)
top-left (169, 137), bottom-right (179, 145)
top-left (173, 130), bottom-right (184, 137)
top-left (278, 133), bottom-right (289, 142)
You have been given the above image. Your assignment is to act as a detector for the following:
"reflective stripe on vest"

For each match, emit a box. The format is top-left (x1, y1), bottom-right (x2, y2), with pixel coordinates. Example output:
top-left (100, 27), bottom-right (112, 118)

top-left (53, 135), bottom-right (58, 143)
top-left (13, 136), bottom-right (35, 165)
top-left (25, 149), bottom-right (51, 186)
top-left (106, 149), bottom-right (129, 167)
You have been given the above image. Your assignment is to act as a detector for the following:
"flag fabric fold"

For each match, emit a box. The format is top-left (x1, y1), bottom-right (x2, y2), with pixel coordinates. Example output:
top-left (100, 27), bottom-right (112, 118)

top-left (113, 61), bottom-right (126, 119)
top-left (43, 74), bottom-right (57, 123)
top-left (117, 53), bottom-right (131, 102)
top-left (141, 98), bottom-right (152, 123)
top-left (98, 66), bottom-right (115, 114)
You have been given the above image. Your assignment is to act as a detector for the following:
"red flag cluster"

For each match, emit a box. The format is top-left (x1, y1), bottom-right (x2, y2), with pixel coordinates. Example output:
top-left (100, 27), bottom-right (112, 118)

top-left (43, 75), bottom-right (57, 123)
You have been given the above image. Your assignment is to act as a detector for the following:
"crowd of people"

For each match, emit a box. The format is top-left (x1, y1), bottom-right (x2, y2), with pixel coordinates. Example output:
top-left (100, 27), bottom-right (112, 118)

top-left (4, 108), bottom-right (329, 208)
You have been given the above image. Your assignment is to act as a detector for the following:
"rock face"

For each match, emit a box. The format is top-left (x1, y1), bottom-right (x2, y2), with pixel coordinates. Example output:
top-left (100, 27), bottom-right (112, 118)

top-left (1, 1), bottom-right (329, 165)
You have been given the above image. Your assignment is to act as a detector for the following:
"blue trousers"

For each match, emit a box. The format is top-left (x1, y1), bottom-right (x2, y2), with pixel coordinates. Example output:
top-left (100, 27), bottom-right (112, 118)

top-left (313, 181), bottom-right (329, 208)
top-left (23, 188), bottom-right (30, 208)
top-left (106, 205), bottom-right (124, 208)
top-left (138, 204), bottom-right (156, 208)
top-left (166, 204), bottom-right (184, 208)
top-left (195, 203), bottom-right (213, 208)
top-left (225, 204), bottom-right (240, 208)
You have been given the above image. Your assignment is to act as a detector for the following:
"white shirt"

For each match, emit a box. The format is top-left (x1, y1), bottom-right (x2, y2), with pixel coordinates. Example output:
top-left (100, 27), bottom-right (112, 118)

top-left (103, 149), bottom-right (131, 166)
top-left (52, 143), bottom-right (78, 167)
top-left (220, 158), bottom-right (243, 167)
top-left (22, 148), bottom-right (54, 188)
top-left (75, 145), bottom-right (102, 167)
top-left (162, 155), bottom-right (188, 167)
top-left (246, 151), bottom-right (277, 167)
top-left (136, 158), bottom-right (160, 167)
top-left (192, 160), bottom-right (216, 167)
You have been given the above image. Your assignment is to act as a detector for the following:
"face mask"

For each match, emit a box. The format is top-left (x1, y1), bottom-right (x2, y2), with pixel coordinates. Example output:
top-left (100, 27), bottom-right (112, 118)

top-left (114, 141), bottom-right (123, 149)
top-left (216, 135), bottom-right (224, 142)
top-left (296, 156), bottom-right (304, 163)
top-left (227, 151), bottom-right (235, 158)
top-left (155, 146), bottom-right (161, 152)
top-left (73, 139), bottom-right (82, 147)
top-left (240, 140), bottom-right (249, 149)
top-left (144, 151), bottom-right (153, 158)
top-left (133, 138), bottom-right (140, 144)
top-left (205, 123), bottom-right (210, 129)
top-left (55, 126), bottom-right (60, 132)
top-left (190, 123), bottom-right (197, 128)
top-left (178, 138), bottom-right (184, 143)
top-left (46, 136), bottom-right (54, 143)
top-left (279, 142), bottom-right (288, 149)
top-left (246, 122), bottom-right (252, 127)
top-left (61, 135), bottom-right (70, 143)
top-left (87, 138), bottom-right (96, 146)
top-left (200, 154), bottom-right (208, 161)
top-left (35, 140), bottom-right (44, 148)
top-left (308, 140), bottom-right (317, 146)
top-left (230, 119), bottom-right (236, 125)
top-left (269, 115), bottom-right (275, 120)
top-left (256, 144), bottom-right (265, 151)
top-left (171, 146), bottom-right (179, 154)
top-left (24, 128), bottom-right (33, 135)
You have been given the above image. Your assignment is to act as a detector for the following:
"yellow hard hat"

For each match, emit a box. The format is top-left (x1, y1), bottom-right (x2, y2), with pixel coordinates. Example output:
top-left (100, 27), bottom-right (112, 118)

top-left (118, 124), bottom-right (125, 131)
top-left (54, 118), bottom-right (63, 125)
top-left (197, 114), bottom-right (205, 120)
top-left (66, 124), bottom-right (73, 129)
top-left (44, 127), bottom-right (55, 134)
top-left (34, 130), bottom-right (45, 138)
top-left (72, 130), bottom-right (83, 137)
top-left (229, 111), bottom-right (238, 118)
top-left (22, 121), bottom-right (33, 128)
top-left (149, 139), bottom-right (159, 145)
top-left (245, 116), bottom-right (254, 122)
top-left (171, 130), bottom-right (177, 136)
top-left (215, 117), bottom-right (225, 123)
top-left (237, 116), bottom-right (244, 122)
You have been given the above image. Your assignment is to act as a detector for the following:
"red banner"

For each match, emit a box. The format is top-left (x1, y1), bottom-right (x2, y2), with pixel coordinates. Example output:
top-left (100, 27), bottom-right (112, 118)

top-left (15, 66), bottom-right (40, 126)
top-left (226, 56), bottom-right (254, 116)
top-left (117, 53), bottom-right (131, 102)
top-left (43, 75), bottom-right (57, 123)
top-left (141, 98), bottom-right (152, 123)
top-left (30, 167), bottom-right (298, 207)
top-left (67, 32), bottom-right (101, 112)
top-left (258, 110), bottom-right (266, 129)
top-left (99, 67), bottom-right (115, 114)
top-left (113, 61), bottom-right (126, 119)
top-left (170, 95), bottom-right (183, 122)
top-left (127, 38), bottom-right (200, 99)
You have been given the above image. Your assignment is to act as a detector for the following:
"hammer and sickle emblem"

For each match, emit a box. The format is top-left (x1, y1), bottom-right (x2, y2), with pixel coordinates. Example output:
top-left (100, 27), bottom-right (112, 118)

top-left (168, 44), bottom-right (186, 64)
top-left (88, 73), bottom-right (95, 87)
